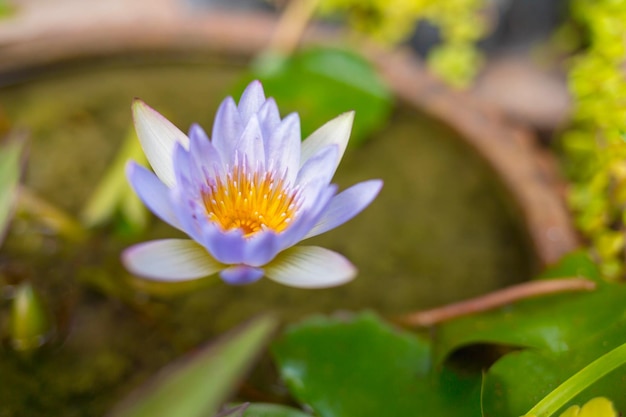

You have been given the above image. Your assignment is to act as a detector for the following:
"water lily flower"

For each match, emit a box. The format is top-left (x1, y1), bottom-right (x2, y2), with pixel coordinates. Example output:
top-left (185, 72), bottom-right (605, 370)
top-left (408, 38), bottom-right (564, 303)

top-left (122, 81), bottom-right (382, 288)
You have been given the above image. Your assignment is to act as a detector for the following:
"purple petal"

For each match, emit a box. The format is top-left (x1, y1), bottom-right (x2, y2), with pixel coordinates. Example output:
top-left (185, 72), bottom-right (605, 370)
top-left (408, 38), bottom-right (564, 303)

top-left (126, 162), bottom-right (183, 230)
top-left (169, 187), bottom-right (206, 243)
top-left (241, 230), bottom-right (281, 267)
top-left (236, 115), bottom-right (265, 171)
top-left (295, 145), bottom-right (339, 188)
top-left (278, 182), bottom-right (338, 249)
top-left (237, 80), bottom-right (266, 124)
top-left (172, 142), bottom-right (193, 190)
top-left (186, 124), bottom-right (224, 185)
top-left (304, 179), bottom-right (383, 239)
top-left (132, 99), bottom-right (189, 188)
top-left (219, 265), bottom-right (264, 285)
top-left (188, 123), bottom-right (209, 143)
top-left (265, 113), bottom-right (301, 182)
top-left (265, 246), bottom-right (356, 288)
top-left (257, 98), bottom-right (281, 138)
top-left (122, 239), bottom-right (223, 281)
top-left (212, 96), bottom-right (242, 164)
top-left (300, 111), bottom-right (354, 178)
top-left (202, 223), bottom-right (247, 264)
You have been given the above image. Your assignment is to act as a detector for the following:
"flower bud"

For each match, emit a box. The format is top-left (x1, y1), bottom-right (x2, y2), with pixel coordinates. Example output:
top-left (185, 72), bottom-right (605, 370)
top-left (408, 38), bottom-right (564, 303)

top-left (9, 282), bottom-right (52, 352)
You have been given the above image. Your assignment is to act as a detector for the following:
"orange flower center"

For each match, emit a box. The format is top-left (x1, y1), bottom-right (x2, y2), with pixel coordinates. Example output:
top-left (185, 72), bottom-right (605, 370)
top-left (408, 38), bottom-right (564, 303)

top-left (202, 167), bottom-right (299, 237)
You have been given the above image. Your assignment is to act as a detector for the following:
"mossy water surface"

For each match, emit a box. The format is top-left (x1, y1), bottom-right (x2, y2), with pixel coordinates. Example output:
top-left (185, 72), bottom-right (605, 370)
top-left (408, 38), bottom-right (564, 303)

top-left (0, 57), bottom-right (534, 416)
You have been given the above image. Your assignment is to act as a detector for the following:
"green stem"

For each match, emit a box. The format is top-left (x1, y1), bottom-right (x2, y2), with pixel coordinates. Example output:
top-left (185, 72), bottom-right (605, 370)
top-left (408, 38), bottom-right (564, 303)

top-left (525, 342), bottom-right (626, 417)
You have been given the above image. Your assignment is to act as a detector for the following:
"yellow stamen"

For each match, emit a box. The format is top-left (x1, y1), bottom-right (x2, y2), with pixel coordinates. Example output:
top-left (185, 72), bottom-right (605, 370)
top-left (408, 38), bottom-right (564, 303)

top-left (202, 166), bottom-right (298, 236)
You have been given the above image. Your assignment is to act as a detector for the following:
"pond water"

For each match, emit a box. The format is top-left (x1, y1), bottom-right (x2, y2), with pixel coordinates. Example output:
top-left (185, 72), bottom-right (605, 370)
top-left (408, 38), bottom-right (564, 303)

top-left (0, 57), bottom-right (534, 416)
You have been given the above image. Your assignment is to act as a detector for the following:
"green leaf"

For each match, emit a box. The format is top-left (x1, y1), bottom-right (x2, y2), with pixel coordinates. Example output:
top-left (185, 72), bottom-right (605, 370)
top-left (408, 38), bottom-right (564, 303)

top-left (237, 47), bottom-right (393, 146)
top-left (433, 255), bottom-right (613, 364)
top-left (483, 318), bottom-right (626, 416)
top-left (107, 315), bottom-right (277, 417)
top-left (525, 341), bottom-right (626, 417)
top-left (536, 251), bottom-right (602, 282)
top-left (242, 403), bottom-right (311, 417)
top-left (272, 312), bottom-right (481, 417)
top-left (81, 127), bottom-right (148, 234)
top-left (0, 131), bottom-right (26, 246)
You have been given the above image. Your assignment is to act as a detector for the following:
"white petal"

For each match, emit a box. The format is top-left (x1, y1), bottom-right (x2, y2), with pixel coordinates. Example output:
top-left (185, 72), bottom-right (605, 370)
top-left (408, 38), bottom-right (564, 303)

top-left (300, 111), bottom-right (354, 177)
top-left (132, 100), bottom-right (189, 188)
top-left (122, 239), bottom-right (223, 281)
top-left (264, 246), bottom-right (356, 288)
top-left (303, 179), bottom-right (382, 239)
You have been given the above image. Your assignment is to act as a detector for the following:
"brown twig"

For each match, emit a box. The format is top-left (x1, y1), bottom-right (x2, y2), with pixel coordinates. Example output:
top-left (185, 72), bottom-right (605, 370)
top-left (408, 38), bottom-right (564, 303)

top-left (395, 278), bottom-right (597, 328)
top-left (269, 0), bottom-right (321, 55)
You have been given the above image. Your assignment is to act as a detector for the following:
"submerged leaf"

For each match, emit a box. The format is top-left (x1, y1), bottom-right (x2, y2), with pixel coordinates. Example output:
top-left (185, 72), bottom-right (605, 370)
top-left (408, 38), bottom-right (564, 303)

top-left (107, 315), bottom-right (277, 417)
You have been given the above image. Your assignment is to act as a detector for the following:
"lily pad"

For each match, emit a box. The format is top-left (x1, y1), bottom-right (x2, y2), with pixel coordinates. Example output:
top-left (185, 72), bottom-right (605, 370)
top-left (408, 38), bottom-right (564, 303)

top-left (429, 252), bottom-right (626, 415)
top-left (433, 254), bottom-right (612, 364)
top-left (272, 312), bottom-right (481, 417)
top-left (483, 318), bottom-right (626, 416)
top-left (236, 47), bottom-right (392, 146)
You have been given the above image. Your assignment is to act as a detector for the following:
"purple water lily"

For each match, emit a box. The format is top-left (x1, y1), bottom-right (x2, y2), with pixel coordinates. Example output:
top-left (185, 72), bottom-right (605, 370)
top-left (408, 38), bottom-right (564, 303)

top-left (122, 81), bottom-right (382, 288)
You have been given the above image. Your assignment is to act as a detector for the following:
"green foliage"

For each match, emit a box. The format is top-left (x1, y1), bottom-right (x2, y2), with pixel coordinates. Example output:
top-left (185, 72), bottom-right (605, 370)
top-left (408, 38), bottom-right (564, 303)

top-left (0, 131), bottom-right (26, 246)
top-left (524, 344), bottom-right (626, 417)
top-left (561, 0), bottom-right (626, 280)
top-left (237, 47), bottom-right (392, 146)
top-left (107, 315), bottom-right (277, 417)
top-left (0, 0), bottom-right (13, 18)
top-left (242, 403), bottom-right (312, 417)
top-left (433, 253), bottom-right (626, 416)
top-left (272, 312), bottom-right (482, 417)
top-left (316, 0), bottom-right (488, 86)
top-left (81, 127), bottom-right (148, 235)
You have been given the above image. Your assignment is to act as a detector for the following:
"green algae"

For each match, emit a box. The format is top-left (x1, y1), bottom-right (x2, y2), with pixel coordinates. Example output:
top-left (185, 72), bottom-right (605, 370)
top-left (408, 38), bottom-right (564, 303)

top-left (0, 56), bottom-right (534, 416)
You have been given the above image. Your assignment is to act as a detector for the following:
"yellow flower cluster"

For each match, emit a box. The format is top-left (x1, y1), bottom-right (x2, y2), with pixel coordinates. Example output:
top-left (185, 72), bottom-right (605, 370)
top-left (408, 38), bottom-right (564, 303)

top-left (525, 397), bottom-right (617, 417)
top-left (559, 397), bottom-right (617, 417)
top-left (316, 0), bottom-right (487, 87)
top-left (562, 0), bottom-right (626, 279)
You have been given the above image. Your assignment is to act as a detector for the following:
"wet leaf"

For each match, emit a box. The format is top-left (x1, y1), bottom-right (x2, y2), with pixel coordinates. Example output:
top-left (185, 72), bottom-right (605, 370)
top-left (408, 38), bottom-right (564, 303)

top-left (483, 318), bottom-right (626, 416)
top-left (272, 312), bottom-right (481, 417)
top-left (0, 131), bottom-right (26, 246)
top-left (108, 315), bottom-right (277, 417)
top-left (433, 254), bottom-right (611, 364)
top-left (237, 47), bottom-right (393, 146)
top-left (429, 252), bottom-right (626, 416)
top-left (536, 251), bottom-right (602, 282)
